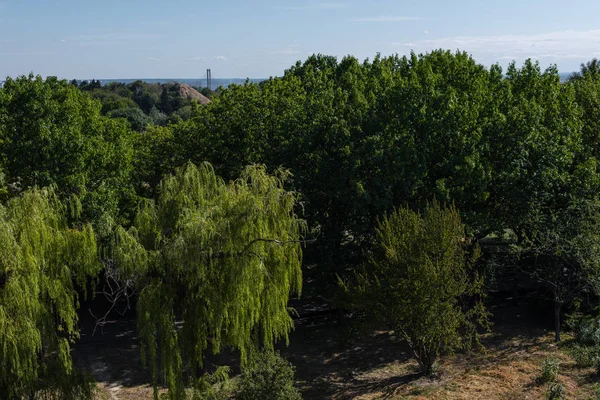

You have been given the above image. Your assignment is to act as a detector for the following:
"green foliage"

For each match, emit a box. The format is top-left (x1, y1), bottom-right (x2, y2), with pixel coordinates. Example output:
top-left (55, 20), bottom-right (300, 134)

top-left (0, 74), bottom-right (136, 229)
top-left (547, 382), bottom-right (564, 400)
top-left (571, 315), bottom-right (600, 346)
top-left (0, 187), bottom-right (101, 398)
top-left (237, 350), bottom-right (301, 400)
top-left (540, 358), bottom-right (560, 384)
top-left (132, 125), bottom-right (182, 198)
top-left (515, 199), bottom-right (600, 341)
top-left (345, 202), bottom-right (489, 375)
top-left (566, 314), bottom-right (600, 369)
top-left (569, 344), bottom-right (600, 368)
top-left (0, 168), bottom-right (7, 201)
top-left (90, 89), bottom-right (138, 114)
top-left (109, 107), bottom-right (153, 131)
top-left (570, 68), bottom-right (600, 156)
top-left (190, 366), bottom-right (232, 400)
top-left (5, 53), bottom-right (600, 395)
top-left (174, 52), bottom-right (591, 306)
top-left (130, 80), bottom-right (161, 113)
top-left (113, 162), bottom-right (305, 399)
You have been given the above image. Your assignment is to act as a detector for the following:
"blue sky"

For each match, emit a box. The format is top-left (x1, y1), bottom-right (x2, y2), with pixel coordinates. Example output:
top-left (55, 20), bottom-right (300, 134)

top-left (1, 0), bottom-right (600, 79)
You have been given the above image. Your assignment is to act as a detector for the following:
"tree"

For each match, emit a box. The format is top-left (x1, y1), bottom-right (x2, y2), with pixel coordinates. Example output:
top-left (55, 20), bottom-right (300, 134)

top-left (569, 58), bottom-right (600, 81)
top-left (0, 74), bottom-right (136, 231)
top-left (345, 202), bottom-right (488, 375)
top-left (486, 60), bottom-right (600, 340)
top-left (174, 51), bottom-right (501, 301)
top-left (488, 60), bottom-right (585, 239)
top-left (570, 68), bottom-right (600, 156)
top-left (0, 187), bottom-right (100, 399)
top-left (108, 107), bottom-right (152, 131)
top-left (112, 162), bottom-right (305, 399)
top-left (129, 81), bottom-right (160, 113)
top-left (515, 199), bottom-right (600, 342)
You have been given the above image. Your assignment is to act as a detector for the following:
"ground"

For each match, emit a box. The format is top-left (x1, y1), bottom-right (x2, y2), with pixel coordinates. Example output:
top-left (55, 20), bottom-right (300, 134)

top-left (75, 298), bottom-right (600, 399)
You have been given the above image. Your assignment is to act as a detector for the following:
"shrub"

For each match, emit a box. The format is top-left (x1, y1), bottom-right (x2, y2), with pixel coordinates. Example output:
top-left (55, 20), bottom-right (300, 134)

top-left (191, 366), bottom-right (231, 400)
top-left (540, 358), bottom-right (560, 384)
top-left (237, 351), bottom-right (301, 400)
top-left (570, 344), bottom-right (600, 368)
top-left (593, 384), bottom-right (600, 400)
top-left (547, 382), bottom-right (564, 400)
top-left (573, 316), bottom-right (600, 346)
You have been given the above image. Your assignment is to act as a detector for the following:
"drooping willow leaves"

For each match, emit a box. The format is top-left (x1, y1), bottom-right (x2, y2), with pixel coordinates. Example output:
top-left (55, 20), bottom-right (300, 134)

top-left (113, 162), bottom-right (305, 399)
top-left (0, 187), bottom-right (100, 399)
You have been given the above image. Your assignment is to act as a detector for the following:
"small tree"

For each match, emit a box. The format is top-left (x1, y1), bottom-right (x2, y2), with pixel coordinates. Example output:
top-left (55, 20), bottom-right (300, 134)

top-left (112, 162), bottom-right (305, 399)
top-left (347, 202), bottom-right (488, 375)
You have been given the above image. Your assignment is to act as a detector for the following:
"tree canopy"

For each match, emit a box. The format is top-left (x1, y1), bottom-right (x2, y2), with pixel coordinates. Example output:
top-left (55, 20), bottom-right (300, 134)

top-left (0, 74), bottom-right (135, 232)
top-left (4, 51), bottom-right (600, 396)
top-left (112, 162), bottom-right (305, 399)
top-left (0, 187), bottom-right (100, 399)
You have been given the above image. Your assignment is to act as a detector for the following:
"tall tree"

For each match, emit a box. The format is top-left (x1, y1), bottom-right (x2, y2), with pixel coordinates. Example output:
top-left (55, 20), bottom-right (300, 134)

top-left (112, 162), bottom-right (305, 399)
top-left (0, 187), bottom-right (100, 399)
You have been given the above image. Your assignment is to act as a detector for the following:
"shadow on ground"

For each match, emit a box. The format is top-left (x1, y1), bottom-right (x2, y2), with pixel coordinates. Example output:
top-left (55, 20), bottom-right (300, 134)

top-left (72, 294), bottom-right (561, 399)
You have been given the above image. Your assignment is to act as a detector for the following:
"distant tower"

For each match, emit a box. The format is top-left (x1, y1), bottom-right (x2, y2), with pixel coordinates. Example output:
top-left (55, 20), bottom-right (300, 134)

top-left (206, 69), bottom-right (212, 90)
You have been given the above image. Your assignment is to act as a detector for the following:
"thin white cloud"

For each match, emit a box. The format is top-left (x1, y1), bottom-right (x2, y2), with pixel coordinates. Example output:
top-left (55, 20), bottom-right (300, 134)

top-left (316, 2), bottom-right (345, 8)
top-left (351, 16), bottom-right (424, 22)
top-left (281, 2), bottom-right (346, 10)
top-left (392, 29), bottom-right (600, 65)
top-left (60, 39), bottom-right (67, 43)
top-left (213, 56), bottom-right (227, 61)
top-left (272, 48), bottom-right (301, 55)
top-left (0, 51), bottom-right (57, 56)
top-left (188, 56), bottom-right (204, 61)
top-left (147, 57), bottom-right (161, 61)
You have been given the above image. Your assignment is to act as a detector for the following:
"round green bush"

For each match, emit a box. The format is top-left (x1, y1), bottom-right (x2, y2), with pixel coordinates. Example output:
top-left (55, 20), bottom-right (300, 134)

top-left (237, 351), bottom-right (301, 400)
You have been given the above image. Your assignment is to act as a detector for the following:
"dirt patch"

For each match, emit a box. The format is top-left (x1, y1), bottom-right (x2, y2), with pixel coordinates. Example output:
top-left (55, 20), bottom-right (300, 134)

top-left (178, 84), bottom-right (211, 105)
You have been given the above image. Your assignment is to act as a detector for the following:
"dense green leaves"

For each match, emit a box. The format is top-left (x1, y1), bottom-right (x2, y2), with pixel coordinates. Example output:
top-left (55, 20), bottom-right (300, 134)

top-left (113, 162), bottom-right (305, 399)
top-left (0, 74), bottom-right (135, 231)
top-left (237, 350), bottom-right (301, 400)
top-left (3, 51), bottom-right (600, 395)
top-left (344, 202), bottom-right (488, 374)
top-left (0, 187), bottom-right (100, 398)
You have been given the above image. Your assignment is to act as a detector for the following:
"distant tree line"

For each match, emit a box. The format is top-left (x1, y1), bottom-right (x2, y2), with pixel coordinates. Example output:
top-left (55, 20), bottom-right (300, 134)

top-left (69, 79), bottom-right (216, 130)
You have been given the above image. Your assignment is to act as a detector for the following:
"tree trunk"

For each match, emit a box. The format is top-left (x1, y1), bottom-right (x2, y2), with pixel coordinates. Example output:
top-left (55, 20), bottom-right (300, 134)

top-left (554, 296), bottom-right (562, 342)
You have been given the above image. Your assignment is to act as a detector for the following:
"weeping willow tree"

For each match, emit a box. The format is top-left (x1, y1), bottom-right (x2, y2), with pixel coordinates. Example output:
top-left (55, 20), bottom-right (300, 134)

top-left (113, 162), bottom-right (305, 399)
top-left (0, 187), bottom-right (100, 399)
